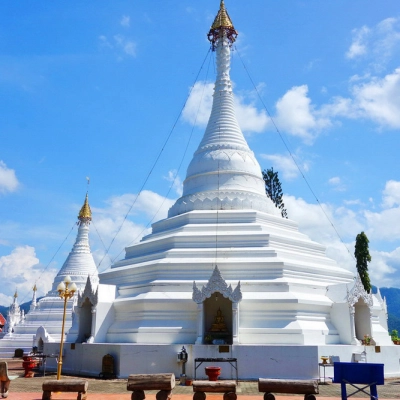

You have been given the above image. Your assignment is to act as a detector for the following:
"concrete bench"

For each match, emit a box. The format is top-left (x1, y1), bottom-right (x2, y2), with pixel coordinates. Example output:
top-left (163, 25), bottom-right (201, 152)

top-left (42, 379), bottom-right (89, 400)
top-left (0, 361), bottom-right (19, 399)
top-left (127, 373), bottom-right (176, 400)
top-left (193, 380), bottom-right (237, 400)
top-left (258, 378), bottom-right (319, 400)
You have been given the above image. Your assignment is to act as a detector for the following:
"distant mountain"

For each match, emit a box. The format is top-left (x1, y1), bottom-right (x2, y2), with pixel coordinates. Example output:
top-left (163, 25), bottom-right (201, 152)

top-left (0, 305), bottom-right (8, 318)
top-left (380, 287), bottom-right (400, 334)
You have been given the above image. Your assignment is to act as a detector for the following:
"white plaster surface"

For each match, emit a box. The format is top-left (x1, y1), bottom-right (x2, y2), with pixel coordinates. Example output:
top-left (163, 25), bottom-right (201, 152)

top-left (43, 342), bottom-right (400, 379)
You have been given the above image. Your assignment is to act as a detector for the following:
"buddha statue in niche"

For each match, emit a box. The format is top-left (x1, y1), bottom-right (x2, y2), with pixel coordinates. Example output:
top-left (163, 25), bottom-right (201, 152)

top-left (210, 307), bottom-right (228, 332)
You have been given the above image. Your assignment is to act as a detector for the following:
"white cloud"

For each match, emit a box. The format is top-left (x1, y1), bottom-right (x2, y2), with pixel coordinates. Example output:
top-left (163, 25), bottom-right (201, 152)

top-left (182, 82), bottom-right (213, 126)
top-left (183, 73), bottom-right (400, 143)
top-left (113, 34), bottom-right (136, 57)
top-left (99, 34), bottom-right (137, 58)
top-left (98, 35), bottom-right (112, 49)
top-left (375, 18), bottom-right (400, 62)
top-left (91, 190), bottom-right (175, 268)
top-left (323, 68), bottom-right (400, 129)
top-left (0, 161), bottom-right (19, 194)
top-left (328, 177), bottom-right (341, 186)
top-left (364, 207), bottom-right (400, 243)
top-left (234, 91), bottom-right (269, 133)
top-left (274, 85), bottom-right (332, 143)
top-left (286, 195), bottom-right (362, 245)
top-left (315, 18), bottom-right (400, 131)
top-left (382, 180), bottom-right (400, 208)
top-left (283, 178), bottom-right (400, 288)
top-left (165, 170), bottom-right (183, 197)
top-left (259, 153), bottom-right (308, 180)
top-left (328, 176), bottom-right (346, 192)
top-left (120, 15), bottom-right (130, 28)
top-left (346, 17), bottom-right (400, 70)
top-left (0, 292), bottom-right (13, 307)
top-left (284, 195), bottom-right (358, 278)
top-left (182, 81), bottom-right (270, 134)
top-left (369, 248), bottom-right (399, 288)
top-left (343, 199), bottom-right (363, 207)
top-left (346, 26), bottom-right (370, 59)
top-left (0, 246), bottom-right (56, 300)
top-left (351, 68), bottom-right (400, 128)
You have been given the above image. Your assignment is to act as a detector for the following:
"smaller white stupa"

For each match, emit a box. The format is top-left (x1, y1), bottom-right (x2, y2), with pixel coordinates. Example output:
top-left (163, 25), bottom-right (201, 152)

top-left (1, 291), bottom-right (23, 336)
top-left (0, 194), bottom-right (99, 357)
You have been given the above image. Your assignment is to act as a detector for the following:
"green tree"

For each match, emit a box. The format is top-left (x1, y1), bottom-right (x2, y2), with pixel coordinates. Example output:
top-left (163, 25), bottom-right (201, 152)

top-left (262, 167), bottom-right (287, 218)
top-left (354, 231), bottom-right (372, 293)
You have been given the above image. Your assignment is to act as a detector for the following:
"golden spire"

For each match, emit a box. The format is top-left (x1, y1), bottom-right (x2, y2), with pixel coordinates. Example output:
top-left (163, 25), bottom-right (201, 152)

top-left (13, 290), bottom-right (18, 298)
top-left (208, 0), bottom-right (237, 49)
top-left (211, 0), bottom-right (234, 30)
top-left (33, 284), bottom-right (37, 292)
top-left (78, 193), bottom-right (92, 224)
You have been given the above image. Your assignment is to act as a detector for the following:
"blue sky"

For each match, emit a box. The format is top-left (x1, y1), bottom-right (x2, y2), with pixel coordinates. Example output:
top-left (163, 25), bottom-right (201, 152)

top-left (1, 1), bottom-right (400, 306)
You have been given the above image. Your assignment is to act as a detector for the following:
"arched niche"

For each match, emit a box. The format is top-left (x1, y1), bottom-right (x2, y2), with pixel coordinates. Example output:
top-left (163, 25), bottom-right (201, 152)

top-left (354, 297), bottom-right (372, 341)
top-left (77, 297), bottom-right (93, 343)
top-left (76, 276), bottom-right (98, 343)
top-left (204, 291), bottom-right (233, 344)
top-left (347, 274), bottom-right (373, 345)
top-left (193, 266), bottom-right (241, 344)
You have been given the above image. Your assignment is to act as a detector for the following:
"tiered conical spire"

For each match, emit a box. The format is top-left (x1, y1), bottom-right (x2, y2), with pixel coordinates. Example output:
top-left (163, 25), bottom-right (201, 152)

top-left (212, 0), bottom-right (233, 28)
top-left (168, 1), bottom-right (277, 218)
top-left (207, 0), bottom-right (237, 49)
top-left (78, 193), bottom-right (92, 224)
top-left (51, 194), bottom-right (98, 293)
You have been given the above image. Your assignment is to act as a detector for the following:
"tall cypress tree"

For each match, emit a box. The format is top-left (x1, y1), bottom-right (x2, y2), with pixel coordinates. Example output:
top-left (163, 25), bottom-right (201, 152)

top-left (354, 231), bottom-right (372, 293)
top-left (262, 167), bottom-right (288, 218)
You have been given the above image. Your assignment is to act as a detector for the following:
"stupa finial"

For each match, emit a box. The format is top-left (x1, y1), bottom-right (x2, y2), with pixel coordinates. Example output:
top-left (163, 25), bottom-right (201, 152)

top-left (208, 0), bottom-right (237, 50)
top-left (78, 193), bottom-right (92, 225)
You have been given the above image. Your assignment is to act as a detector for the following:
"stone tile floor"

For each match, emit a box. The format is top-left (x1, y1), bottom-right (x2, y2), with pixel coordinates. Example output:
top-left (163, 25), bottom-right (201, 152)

top-left (3, 359), bottom-right (400, 399)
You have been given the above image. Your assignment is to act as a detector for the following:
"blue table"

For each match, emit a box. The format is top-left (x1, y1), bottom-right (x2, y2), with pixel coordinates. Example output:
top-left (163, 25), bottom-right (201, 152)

top-left (333, 362), bottom-right (384, 400)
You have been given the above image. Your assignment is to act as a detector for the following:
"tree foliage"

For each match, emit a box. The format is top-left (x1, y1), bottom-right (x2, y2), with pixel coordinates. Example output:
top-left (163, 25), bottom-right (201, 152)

top-left (354, 231), bottom-right (372, 293)
top-left (262, 167), bottom-right (287, 218)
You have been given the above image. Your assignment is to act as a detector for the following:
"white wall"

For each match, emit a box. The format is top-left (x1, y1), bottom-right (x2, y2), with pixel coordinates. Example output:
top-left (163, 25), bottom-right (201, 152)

top-left (330, 303), bottom-right (352, 344)
top-left (42, 343), bottom-right (400, 379)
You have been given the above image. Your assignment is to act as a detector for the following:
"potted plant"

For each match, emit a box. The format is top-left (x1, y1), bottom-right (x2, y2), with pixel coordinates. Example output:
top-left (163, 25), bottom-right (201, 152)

top-left (363, 334), bottom-right (371, 345)
top-left (185, 378), bottom-right (193, 386)
top-left (391, 329), bottom-right (399, 344)
top-left (204, 334), bottom-right (213, 344)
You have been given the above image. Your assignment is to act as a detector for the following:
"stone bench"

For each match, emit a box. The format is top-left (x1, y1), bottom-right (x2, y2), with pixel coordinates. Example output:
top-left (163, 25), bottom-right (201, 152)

top-left (127, 373), bottom-right (176, 400)
top-left (193, 380), bottom-right (237, 400)
top-left (0, 361), bottom-right (19, 399)
top-left (42, 379), bottom-right (89, 400)
top-left (258, 378), bottom-right (319, 400)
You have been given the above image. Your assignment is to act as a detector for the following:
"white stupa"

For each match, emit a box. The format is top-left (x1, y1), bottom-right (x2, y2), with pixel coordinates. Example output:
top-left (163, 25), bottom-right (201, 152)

top-left (98, 0), bottom-right (355, 346)
top-left (0, 194), bottom-right (99, 357)
top-left (46, 1), bottom-right (397, 379)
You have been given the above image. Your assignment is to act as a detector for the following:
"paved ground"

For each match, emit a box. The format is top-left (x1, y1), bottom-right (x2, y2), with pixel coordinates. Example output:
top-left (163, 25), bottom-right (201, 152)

top-left (2, 359), bottom-right (400, 400)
